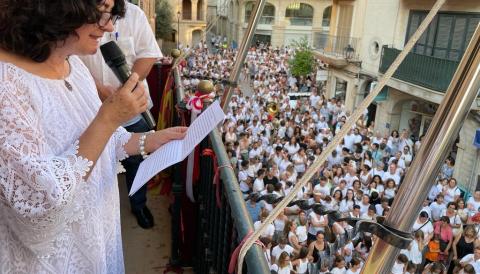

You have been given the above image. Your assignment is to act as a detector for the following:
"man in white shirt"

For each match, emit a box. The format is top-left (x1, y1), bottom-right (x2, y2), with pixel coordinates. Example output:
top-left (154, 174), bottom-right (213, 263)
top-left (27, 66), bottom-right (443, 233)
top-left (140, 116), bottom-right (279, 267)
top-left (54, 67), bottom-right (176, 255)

top-left (343, 129), bottom-right (356, 152)
top-left (429, 194), bottom-right (447, 222)
top-left (460, 246), bottom-right (480, 273)
top-left (382, 163), bottom-right (402, 185)
top-left (271, 237), bottom-right (295, 264)
top-left (254, 212), bottom-right (275, 240)
top-left (80, 0), bottom-right (162, 229)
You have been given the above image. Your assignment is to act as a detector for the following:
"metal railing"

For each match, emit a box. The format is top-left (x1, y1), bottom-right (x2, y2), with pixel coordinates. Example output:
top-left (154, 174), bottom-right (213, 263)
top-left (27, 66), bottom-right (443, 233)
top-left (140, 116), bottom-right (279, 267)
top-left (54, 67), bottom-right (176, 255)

top-left (182, 11), bottom-right (192, 20)
top-left (379, 46), bottom-right (460, 92)
top-left (287, 17), bottom-right (313, 26)
top-left (169, 66), bottom-right (270, 274)
top-left (313, 32), bottom-right (361, 61)
top-left (259, 16), bottom-right (274, 25)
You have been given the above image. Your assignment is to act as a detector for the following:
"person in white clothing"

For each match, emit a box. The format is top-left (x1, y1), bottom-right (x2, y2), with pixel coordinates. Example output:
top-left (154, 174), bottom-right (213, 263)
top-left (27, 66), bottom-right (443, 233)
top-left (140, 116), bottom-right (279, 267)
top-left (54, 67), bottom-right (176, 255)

top-left (270, 252), bottom-right (294, 274)
top-left (253, 169), bottom-right (266, 192)
top-left (0, 1), bottom-right (187, 272)
top-left (271, 237), bottom-right (295, 264)
top-left (467, 191), bottom-right (480, 214)
top-left (80, 0), bottom-right (163, 229)
top-left (412, 212), bottom-right (433, 245)
top-left (459, 246), bottom-right (480, 273)
top-left (254, 212), bottom-right (275, 240)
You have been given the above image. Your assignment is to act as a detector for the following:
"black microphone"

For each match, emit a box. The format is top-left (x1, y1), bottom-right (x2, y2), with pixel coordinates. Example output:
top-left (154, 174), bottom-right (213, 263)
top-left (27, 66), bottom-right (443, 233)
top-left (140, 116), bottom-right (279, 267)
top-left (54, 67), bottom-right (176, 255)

top-left (100, 41), bottom-right (156, 130)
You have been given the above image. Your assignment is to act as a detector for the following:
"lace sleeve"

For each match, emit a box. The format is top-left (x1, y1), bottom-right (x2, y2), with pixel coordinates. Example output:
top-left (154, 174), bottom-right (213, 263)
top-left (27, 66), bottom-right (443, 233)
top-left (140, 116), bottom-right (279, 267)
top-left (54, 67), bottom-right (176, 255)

top-left (0, 80), bottom-right (93, 223)
top-left (114, 126), bottom-right (132, 161)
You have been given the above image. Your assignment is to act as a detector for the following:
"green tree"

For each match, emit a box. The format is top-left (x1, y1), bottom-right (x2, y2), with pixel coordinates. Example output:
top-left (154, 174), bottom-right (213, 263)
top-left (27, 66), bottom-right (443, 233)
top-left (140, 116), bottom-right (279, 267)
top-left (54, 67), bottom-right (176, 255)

top-left (155, 0), bottom-right (174, 40)
top-left (289, 36), bottom-right (315, 77)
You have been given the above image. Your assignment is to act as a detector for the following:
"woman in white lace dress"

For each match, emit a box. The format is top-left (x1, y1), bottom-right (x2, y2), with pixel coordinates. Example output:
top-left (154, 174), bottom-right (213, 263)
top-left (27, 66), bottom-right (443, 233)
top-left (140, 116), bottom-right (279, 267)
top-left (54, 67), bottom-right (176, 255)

top-left (0, 0), bottom-right (187, 273)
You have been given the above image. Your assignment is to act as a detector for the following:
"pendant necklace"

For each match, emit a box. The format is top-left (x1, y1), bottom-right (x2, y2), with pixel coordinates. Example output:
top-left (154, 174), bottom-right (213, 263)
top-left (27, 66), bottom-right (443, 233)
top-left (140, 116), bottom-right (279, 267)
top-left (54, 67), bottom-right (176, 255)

top-left (64, 57), bottom-right (73, 91)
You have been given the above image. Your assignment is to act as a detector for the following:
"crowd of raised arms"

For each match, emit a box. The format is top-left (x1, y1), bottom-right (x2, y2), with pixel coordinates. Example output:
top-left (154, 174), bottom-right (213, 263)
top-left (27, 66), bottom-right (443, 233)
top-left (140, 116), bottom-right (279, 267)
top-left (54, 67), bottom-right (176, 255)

top-left (180, 40), bottom-right (480, 274)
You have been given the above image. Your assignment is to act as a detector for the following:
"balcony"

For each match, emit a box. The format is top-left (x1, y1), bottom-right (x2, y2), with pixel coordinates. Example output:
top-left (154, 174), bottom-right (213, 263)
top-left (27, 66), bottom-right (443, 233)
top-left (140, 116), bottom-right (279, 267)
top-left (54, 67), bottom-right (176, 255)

top-left (312, 33), bottom-right (361, 67)
top-left (287, 17), bottom-right (313, 26)
top-left (379, 46), bottom-right (460, 92)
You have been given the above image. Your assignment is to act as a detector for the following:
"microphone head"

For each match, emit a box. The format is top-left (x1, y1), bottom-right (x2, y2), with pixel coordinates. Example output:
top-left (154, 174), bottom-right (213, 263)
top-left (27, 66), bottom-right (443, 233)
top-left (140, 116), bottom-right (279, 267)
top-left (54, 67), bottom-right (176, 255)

top-left (100, 41), bottom-right (126, 68)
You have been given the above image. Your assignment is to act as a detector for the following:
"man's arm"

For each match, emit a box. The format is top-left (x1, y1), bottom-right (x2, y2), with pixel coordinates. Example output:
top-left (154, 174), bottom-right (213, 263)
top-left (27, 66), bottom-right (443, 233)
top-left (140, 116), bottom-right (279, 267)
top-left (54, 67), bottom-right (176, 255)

top-left (131, 57), bottom-right (157, 81)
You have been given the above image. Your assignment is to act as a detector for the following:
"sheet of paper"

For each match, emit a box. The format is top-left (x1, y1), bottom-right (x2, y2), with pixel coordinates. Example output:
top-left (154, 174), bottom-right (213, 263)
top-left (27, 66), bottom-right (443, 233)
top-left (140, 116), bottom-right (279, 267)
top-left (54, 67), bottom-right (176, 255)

top-left (129, 101), bottom-right (225, 196)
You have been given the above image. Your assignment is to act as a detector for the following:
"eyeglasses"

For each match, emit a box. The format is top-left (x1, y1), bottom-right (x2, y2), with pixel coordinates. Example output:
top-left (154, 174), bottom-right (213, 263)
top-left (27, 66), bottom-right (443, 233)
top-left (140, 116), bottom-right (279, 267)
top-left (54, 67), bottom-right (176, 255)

top-left (98, 12), bottom-right (119, 27)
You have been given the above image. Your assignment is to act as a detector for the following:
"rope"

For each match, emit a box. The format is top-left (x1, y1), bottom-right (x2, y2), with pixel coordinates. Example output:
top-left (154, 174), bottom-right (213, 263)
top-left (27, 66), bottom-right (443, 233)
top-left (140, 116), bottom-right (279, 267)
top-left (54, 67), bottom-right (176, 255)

top-left (235, 0), bottom-right (447, 272)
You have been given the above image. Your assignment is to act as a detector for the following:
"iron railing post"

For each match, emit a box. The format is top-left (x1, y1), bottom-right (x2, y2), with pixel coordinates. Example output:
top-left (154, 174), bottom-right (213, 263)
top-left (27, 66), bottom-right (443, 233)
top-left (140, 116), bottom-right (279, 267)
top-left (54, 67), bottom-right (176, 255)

top-left (363, 24), bottom-right (480, 273)
top-left (220, 0), bottom-right (267, 112)
top-left (209, 129), bottom-right (271, 273)
top-left (170, 50), bottom-right (184, 267)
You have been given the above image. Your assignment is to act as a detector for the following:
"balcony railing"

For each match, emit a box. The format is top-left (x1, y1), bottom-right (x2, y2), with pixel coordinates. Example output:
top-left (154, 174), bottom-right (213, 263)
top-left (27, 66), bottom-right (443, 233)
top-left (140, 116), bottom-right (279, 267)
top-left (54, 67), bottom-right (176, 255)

top-left (313, 33), bottom-right (361, 61)
top-left (379, 46), bottom-right (460, 92)
top-left (167, 64), bottom-right (270, 274)
top-left (182, 11), bottom-right (192, 20)
top-left (287, 17), bottom-right (313, 26)
top-left (259, 16), bottom-right (274, 25)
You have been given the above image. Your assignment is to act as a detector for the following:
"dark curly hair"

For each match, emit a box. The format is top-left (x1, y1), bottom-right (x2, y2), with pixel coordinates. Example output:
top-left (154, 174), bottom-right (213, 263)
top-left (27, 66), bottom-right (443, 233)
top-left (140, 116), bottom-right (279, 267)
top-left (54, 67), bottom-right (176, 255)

top-left (0, 0), bottom-right (125, 62)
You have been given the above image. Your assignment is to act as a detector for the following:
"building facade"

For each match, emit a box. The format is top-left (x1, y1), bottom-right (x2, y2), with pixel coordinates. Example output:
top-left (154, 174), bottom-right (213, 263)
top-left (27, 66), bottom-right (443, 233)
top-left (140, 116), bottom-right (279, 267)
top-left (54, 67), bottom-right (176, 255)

top-left (166, 0), bottom-right (208, 47)
top-left (215, 0), bottom-right (332, 47)
top-left (316, 0), bottom-right (480, 191)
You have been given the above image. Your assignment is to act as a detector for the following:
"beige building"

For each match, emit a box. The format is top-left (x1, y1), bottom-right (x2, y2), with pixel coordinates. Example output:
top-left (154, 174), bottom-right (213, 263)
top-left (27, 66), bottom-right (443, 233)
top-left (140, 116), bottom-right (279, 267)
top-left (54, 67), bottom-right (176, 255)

top-left (215, 0), bottom-right (332, 47)
top-left (167, 0), bottom-right (208, 47)
top-left (316, 0), bottom-right (480, 191)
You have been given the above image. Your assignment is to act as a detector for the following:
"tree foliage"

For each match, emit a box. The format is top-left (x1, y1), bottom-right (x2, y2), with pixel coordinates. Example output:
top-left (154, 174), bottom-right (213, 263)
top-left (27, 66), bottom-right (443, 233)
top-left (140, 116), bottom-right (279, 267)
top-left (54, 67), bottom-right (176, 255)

top-left (289, 36), bottom-right (315, 77)
top-left (155, 0), bottom-right (174, 40)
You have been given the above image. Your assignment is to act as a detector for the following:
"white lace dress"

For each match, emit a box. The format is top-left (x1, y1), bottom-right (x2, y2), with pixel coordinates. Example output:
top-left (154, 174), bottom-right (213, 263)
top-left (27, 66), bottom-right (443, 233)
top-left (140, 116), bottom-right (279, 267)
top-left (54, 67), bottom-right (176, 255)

top-left (0, 56), bottom-right (132, 273)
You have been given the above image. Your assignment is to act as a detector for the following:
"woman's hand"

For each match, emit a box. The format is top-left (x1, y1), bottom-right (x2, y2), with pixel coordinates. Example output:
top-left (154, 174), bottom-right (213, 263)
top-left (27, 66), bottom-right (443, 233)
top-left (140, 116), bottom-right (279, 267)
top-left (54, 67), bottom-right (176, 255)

top-left (146, 127), bottom-right (188, 152)
top-left (97, 73), bottom-right (148, 129)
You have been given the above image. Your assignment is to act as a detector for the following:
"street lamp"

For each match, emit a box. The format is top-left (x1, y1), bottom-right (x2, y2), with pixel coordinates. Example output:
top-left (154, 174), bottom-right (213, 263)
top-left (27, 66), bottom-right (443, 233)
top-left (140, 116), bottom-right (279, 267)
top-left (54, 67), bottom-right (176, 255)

top-left (177, 11), bottom-right (181, 49)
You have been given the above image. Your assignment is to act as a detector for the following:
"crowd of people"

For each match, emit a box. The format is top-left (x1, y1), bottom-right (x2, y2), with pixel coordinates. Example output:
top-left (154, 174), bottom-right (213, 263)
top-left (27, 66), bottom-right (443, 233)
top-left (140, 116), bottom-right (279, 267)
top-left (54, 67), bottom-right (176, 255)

top-left (180, 41), bottom-right (480, 273)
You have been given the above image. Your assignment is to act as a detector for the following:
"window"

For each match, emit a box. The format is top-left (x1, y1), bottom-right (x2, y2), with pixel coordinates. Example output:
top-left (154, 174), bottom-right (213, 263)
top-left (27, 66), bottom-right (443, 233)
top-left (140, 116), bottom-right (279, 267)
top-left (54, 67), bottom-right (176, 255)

top-left (406, 11), bottom-right (480, 61)
top-left (245, 2), bottom-right (275, 24)
top-left (182, 0), bottom-right (192, 20)
top-left (285, 3), bottom-right (314, 26)
top-left (322, 6), bottom-right (332, 27)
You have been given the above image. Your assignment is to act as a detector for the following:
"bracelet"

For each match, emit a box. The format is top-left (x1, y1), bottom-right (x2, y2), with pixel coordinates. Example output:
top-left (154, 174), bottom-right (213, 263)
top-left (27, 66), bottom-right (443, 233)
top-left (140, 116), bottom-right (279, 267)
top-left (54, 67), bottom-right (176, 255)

top-left (139, 130), bottom-right (155, 159)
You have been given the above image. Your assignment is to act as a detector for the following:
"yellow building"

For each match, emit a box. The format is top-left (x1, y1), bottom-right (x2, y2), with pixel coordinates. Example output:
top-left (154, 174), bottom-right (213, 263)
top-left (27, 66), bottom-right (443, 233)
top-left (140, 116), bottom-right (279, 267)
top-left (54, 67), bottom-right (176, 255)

top-left (167, 0), bottom-right (208, 47)
top-left (216, 0), bottom-right (332, 47)
top-left (316, 0), bottom-right (480, 191)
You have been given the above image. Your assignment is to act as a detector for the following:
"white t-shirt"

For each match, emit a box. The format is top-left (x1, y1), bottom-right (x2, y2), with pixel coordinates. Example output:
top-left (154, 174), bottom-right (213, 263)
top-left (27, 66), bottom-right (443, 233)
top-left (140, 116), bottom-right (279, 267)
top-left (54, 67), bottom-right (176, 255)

top-left (254, 221), bottom-right (275, 238)
top-left (346, 268), bottom-right (361, 274)
top-left (391, 261), bottom-right (405, 274)
top-left (313, 184), bottom-right (331, 197)
top-left (459, 254), bottom-right (480, 273)
top-left (296, 225), bottom-right (308, 243)
top-left (271, 245), bottom-right (295, 261)
top-left (412, 220), bottom-right (433, 244)
top-left (429, 202), bottom-right (446, 221)
top-left (308, 212), bottom-right (326, 235)
top-left (253, 178), bottom-right (265, 193)
top-left (444, 186), bottom-right (461, 203)
top-left (409, 240), bottom-right (423, 264)
top-left (331, 267), bottom-right (347, 274)
top-left (467, 197), bottom-right (480, 212)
